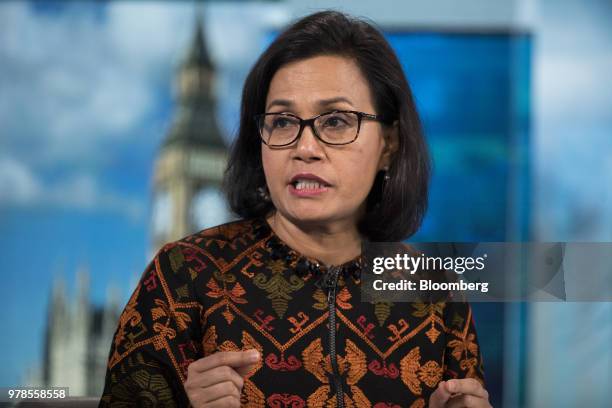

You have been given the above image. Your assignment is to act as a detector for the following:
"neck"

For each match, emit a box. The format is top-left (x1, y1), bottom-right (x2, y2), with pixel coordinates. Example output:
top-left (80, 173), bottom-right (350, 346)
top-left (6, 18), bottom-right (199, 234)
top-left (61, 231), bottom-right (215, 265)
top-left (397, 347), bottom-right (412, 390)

top-left (265, 211), bottom-right (362, 267)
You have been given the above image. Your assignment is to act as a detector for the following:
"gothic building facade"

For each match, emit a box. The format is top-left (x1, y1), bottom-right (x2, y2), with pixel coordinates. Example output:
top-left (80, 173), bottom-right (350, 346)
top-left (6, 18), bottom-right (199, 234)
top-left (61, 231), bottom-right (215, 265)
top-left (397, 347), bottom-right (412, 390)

top-left (34, 270), bottom-right (122, 396)
top-left (32, 15), bottom-right (230, 396)
top-left (151, 15), bottom-right (231, 254)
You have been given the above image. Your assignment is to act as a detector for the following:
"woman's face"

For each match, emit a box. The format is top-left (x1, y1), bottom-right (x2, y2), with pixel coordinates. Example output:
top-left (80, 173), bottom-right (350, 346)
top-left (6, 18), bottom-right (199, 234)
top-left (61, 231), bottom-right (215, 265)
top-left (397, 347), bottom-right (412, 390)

top-left (261, 54), bottom-right (397, 228)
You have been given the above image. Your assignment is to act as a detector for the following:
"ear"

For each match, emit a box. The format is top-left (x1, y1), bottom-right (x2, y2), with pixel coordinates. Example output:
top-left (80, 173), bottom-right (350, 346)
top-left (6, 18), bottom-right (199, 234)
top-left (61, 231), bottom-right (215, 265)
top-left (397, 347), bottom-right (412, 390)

top-left (379, 120), bottom-right (399, 170)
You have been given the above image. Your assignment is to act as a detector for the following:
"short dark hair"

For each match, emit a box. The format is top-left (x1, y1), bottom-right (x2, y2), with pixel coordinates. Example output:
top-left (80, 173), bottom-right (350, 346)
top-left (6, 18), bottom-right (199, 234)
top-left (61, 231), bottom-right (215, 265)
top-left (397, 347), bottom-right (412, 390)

top-left (222, 10), bottom-right (431, 242)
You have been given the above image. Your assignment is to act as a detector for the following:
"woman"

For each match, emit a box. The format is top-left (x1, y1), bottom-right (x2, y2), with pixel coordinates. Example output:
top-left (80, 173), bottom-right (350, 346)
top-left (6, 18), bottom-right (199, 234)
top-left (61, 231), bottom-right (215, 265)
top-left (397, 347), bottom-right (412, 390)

top-left (100, 10), bottom-right (491, 408)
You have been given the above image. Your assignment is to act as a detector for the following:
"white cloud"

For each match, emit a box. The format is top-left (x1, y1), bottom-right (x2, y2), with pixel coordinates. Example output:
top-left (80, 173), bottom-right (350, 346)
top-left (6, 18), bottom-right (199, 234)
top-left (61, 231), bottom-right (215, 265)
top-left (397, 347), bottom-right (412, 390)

top-left (0, 2), bottom-right (194, 164)
top-left (0, 156), bottom-right (41, 204)
top-left (0, 156), bottom-right (144, 221)
top-left (48, 173), bottom-right (144, 220)
top-left (207, 3), bottom-right (290, 64)
top-left (0, 1), bottom-right (288, 218)
top-left (0, 1), bottom-right (290, 158)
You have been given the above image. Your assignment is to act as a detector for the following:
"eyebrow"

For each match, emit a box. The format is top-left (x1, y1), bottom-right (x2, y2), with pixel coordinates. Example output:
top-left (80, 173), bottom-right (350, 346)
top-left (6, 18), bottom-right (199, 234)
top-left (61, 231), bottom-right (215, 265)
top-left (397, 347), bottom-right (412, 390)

top-left (266, 96), bottom-right (355, 111)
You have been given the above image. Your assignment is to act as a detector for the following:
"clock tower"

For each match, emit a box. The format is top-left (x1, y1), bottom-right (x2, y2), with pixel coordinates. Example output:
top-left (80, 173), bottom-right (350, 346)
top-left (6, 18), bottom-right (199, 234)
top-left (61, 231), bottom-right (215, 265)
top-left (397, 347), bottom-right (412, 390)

top-left (151, 14), bottom-right (231, 253)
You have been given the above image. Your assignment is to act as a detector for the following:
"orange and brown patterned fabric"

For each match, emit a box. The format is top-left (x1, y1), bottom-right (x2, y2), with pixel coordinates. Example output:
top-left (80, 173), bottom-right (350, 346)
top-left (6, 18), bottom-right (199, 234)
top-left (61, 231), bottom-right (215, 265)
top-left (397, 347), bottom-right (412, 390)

top-left (99, 216), bottom-right (485, 407)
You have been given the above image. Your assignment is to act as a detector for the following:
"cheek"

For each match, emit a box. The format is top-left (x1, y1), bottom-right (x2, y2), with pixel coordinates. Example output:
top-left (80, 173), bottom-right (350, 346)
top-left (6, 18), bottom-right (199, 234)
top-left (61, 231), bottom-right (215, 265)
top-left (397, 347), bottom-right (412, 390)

top-left (261, 149), bottom-right (285, 189)
top-left (336, 151), bottom-right (380, 196)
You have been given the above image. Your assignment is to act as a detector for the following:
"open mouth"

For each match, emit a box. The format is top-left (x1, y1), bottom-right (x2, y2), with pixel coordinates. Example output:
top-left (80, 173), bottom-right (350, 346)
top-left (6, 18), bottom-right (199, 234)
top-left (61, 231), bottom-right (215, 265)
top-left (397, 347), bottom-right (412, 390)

top-left (290, 180), bottom-right (331, 190)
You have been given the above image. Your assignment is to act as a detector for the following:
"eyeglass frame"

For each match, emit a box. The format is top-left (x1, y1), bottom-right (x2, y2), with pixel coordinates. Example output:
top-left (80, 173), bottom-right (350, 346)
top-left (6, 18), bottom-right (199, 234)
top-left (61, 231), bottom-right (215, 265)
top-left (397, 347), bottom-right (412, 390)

top-left (253, 109), bottom-right (394, 147)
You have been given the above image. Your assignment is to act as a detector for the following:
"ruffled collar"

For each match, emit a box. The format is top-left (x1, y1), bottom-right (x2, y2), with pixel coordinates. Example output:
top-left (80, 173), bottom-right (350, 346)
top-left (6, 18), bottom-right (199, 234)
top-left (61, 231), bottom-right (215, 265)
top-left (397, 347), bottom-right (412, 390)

top-left (251, 216), bottom-right (366, 283)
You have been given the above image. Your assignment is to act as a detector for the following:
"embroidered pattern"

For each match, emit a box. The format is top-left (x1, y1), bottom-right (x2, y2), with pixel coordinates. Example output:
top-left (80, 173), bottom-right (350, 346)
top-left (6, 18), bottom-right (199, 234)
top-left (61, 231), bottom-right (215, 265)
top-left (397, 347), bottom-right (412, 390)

top-left (100, 217), bottom-right (485, 407)
top-left (253, 260), bottom-right (305, 318)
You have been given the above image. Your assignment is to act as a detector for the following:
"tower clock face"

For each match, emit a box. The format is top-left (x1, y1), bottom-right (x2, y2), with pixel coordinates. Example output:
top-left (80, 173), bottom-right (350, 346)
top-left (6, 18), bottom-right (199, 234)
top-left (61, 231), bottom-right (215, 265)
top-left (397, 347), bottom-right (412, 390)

top-left (190, 187), bottom-right (229, 230)
top-left (152, 190), bottom-right (173, 237)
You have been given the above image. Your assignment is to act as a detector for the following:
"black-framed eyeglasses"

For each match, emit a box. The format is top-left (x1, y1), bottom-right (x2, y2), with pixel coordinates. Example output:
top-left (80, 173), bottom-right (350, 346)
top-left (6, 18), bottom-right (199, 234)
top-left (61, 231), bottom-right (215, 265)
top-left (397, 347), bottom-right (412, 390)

top-left (253, 110), bottom-right (393, 147)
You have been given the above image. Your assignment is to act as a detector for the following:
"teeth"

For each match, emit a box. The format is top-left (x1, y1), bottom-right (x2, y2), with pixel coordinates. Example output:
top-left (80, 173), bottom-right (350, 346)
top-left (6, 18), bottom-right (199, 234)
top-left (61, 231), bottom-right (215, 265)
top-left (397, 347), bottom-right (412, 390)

top-left (294, 180), bottom-right (325, 190)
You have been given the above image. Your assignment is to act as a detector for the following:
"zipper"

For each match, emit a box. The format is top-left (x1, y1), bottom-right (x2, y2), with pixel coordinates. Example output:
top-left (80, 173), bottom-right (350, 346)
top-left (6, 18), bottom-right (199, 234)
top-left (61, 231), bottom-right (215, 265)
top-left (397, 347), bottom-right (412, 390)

top-left (324, 266), bottom-right (345, 408)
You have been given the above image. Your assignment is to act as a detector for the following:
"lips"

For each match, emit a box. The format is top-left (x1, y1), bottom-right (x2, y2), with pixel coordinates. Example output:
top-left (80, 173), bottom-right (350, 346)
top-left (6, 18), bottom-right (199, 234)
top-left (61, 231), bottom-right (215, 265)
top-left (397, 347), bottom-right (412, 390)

top-left (288, 173), bottom-right (332, 187)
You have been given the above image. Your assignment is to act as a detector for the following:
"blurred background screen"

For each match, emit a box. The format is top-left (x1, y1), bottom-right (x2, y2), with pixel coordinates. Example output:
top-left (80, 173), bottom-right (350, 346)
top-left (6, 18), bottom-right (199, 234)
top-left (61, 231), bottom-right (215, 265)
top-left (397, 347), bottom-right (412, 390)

top-left (0, 1), bottom-right (610, 407)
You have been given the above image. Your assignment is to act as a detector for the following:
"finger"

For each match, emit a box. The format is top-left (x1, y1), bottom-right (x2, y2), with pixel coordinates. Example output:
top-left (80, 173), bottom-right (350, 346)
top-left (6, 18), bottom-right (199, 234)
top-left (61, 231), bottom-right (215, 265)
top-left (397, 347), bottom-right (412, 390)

top-left (206, 394), bottom-right (241, 408)
top-left (235, 360), bottom-right (259, 377)
top-left (189, 350), bottom-right (260, 373)
top-left (186, 365), bottom-right (244, 390)
top-left (446, 393), bottom-right (491, 408)
top-left (446, 378), bottom-right (488, 399)
top-left (187, 387), bottom-right (221, 408)
top-left (200, 381), bottom-right (241, 404)
top-left (428, 381), bottom-right (453, 407)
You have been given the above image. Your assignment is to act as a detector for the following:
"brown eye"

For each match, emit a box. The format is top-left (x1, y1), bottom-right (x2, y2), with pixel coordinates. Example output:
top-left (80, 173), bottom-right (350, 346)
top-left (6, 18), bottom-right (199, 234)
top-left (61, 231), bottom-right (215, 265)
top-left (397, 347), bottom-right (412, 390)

top-left (272, 117), bottom-right (291, 128)
top-left (322, 115), bottom-right (348, 128)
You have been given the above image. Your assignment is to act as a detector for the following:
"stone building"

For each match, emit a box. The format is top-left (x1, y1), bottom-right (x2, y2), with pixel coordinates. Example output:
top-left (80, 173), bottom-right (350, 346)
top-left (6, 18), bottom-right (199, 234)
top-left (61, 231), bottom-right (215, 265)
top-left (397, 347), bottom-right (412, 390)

top-left (31, 14), bottom-right (230, 396)
top-left (151, 15), bottom-right (231, 254)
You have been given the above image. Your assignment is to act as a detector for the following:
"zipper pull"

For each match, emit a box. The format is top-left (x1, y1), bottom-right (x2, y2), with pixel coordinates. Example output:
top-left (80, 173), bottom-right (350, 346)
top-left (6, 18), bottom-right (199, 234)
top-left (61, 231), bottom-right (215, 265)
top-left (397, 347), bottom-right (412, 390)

top-left (325, 266), bottom-right (341, 303)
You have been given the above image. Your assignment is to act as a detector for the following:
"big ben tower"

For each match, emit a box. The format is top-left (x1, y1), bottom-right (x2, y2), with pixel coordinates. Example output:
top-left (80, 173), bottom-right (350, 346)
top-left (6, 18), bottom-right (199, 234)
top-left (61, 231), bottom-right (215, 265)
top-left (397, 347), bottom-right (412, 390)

top-left (151, 14), bottom-right (231, 253)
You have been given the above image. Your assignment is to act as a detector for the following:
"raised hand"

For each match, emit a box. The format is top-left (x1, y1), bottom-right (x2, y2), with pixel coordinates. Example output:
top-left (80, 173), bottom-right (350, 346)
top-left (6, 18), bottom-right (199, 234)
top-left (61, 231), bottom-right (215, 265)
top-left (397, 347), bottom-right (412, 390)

top-left (184, 349), bottom-right (261, 407)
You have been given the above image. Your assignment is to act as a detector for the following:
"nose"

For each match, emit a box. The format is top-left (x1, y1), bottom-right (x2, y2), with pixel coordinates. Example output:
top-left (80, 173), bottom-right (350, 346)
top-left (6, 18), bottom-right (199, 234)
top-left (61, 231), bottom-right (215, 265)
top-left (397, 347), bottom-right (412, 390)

top-left (292, 123), bottom-right (325, 162)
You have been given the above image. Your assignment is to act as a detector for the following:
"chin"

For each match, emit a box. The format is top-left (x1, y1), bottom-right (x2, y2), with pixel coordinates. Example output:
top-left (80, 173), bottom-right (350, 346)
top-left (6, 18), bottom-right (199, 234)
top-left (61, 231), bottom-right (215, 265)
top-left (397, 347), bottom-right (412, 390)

top-left (286, 209), bottom-right (331, 224)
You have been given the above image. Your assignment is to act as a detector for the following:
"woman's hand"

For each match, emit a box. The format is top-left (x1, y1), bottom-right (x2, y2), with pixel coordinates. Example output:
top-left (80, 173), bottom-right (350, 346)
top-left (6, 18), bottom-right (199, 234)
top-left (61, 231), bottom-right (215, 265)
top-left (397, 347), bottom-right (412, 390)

top-left (429, 378), bottom-right (492, 408)
top-left (184, 349), bottom-right (260, 407)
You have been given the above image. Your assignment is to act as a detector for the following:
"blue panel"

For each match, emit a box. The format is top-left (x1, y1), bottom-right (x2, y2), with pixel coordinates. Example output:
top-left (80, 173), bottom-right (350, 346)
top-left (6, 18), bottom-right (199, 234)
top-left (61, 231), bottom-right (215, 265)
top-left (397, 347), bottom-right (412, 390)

top-left (391, 31), bottom-right (532, 408)
top-left (388, 32), bottom-right (532, 242)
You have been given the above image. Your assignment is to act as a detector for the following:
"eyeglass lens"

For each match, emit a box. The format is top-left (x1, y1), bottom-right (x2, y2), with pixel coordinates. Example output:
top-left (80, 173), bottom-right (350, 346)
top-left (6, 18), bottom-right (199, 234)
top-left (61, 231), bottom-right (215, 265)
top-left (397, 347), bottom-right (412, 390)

top-left (259, 112), bottom-right (360, 146)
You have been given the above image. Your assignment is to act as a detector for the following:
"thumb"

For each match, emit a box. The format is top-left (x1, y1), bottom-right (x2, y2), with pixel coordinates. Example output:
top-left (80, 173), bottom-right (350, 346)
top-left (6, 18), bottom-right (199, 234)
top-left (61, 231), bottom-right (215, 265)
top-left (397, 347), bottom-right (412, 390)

top-left (429, 381), bottom-right (453, 407)
top-left (235, 350), bottom-right (261, 377)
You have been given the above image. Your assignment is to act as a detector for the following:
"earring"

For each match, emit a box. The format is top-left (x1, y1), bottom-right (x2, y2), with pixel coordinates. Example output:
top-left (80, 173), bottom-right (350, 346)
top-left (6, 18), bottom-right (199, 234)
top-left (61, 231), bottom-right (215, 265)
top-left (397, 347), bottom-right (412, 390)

top-left (383, 167), bottom-right (390, 180)
top-left (257, 186), bottom-right (271, 202)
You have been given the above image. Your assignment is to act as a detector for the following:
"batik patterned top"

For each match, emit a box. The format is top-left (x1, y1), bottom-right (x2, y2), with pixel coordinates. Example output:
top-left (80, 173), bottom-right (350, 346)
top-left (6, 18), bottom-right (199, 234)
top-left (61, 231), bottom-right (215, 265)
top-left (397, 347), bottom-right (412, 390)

top-left (99, 216), bottom-right (485, 407)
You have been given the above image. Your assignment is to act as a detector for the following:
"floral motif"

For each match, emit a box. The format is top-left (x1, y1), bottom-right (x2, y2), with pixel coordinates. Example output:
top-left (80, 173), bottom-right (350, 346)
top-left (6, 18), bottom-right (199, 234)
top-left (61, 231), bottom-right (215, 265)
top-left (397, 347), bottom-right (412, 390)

top-left (448, 332), bottom-right (479, 362)
top-left (253, 263), bottom-right (304, 318)
top-left (100, 217), bottom-right (485, 407)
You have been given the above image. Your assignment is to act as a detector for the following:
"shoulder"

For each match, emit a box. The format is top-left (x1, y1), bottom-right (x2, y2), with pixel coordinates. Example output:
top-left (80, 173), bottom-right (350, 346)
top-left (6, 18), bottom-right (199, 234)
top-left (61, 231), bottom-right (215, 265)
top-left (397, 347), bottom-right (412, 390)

top-left (179, 216), bottom-right (264, 247)
top-left (157, 217), bottom-right (267, 269)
